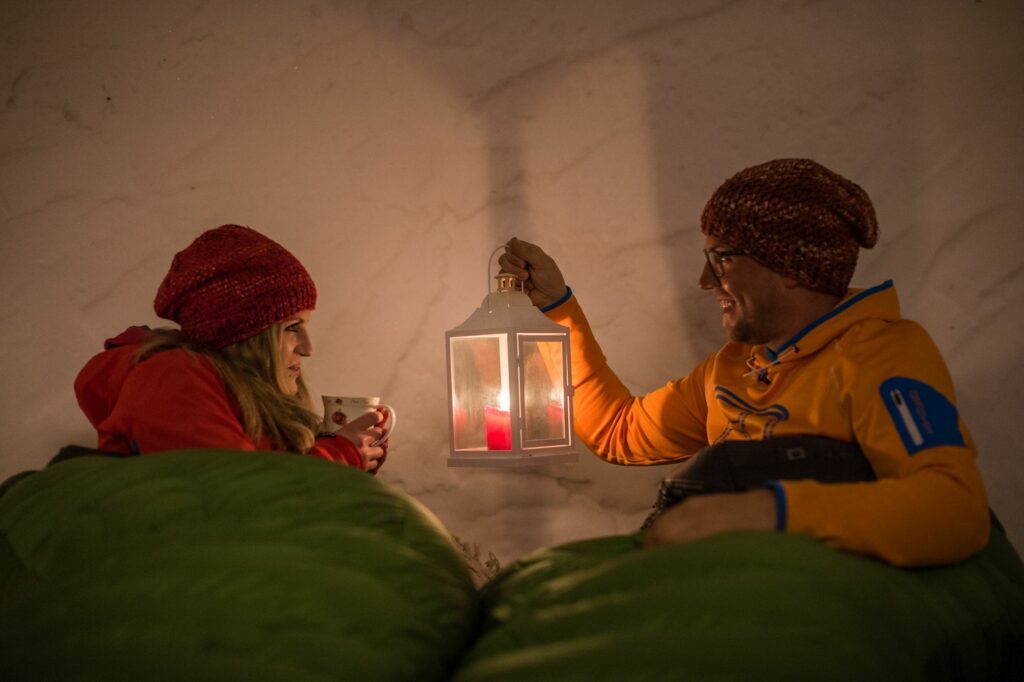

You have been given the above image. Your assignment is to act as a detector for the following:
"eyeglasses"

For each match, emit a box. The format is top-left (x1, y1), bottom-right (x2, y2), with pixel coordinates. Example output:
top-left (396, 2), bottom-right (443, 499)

top-left (703, 248), bottom-right (746, 281)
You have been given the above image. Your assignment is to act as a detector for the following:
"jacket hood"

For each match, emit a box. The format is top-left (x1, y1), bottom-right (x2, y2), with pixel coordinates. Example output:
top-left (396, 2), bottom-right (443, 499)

top-left (75, 326), bottom-right (152, 429)
top-left (747, 280), bottom-right (900, 376)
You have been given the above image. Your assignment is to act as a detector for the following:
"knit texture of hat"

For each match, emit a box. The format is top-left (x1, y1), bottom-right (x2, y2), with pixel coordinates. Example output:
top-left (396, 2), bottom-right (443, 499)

top-left (701, 159), bottom-right (878, 296)
top-left (154, 225), bottom-right (317, 349)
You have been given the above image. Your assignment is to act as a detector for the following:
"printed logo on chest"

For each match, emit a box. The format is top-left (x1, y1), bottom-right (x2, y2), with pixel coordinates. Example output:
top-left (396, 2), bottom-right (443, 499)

top-left (712, 386), bottom-right (790, 443)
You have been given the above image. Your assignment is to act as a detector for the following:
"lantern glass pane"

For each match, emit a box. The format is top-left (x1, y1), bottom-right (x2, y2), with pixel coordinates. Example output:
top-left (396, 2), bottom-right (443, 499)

top-left (519, 336), bottom-right (568, 446)
top-left (449, 334), bottom-right (511, 451)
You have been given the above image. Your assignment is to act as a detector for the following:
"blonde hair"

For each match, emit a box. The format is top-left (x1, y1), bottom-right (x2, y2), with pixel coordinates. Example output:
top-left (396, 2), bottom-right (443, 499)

top-left (138, 325), bottom-right (321, 453)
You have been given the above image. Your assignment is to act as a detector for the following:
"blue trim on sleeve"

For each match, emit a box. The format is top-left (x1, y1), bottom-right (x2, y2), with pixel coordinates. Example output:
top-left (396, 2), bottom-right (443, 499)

top-left (540, 286), bottom-right (573, 312)
top-left (770, 280), bottom-right (894, 356)
top-left (765, 480), bottom-right (788, 531)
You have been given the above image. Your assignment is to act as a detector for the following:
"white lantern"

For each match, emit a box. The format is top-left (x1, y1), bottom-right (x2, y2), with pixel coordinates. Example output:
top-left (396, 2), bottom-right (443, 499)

top-left (445, 270), bottom-right (577, 467)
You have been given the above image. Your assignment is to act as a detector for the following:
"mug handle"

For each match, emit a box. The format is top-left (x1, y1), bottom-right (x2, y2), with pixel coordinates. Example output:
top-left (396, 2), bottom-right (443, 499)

top-left (371, 405), bottom-right (397, 446)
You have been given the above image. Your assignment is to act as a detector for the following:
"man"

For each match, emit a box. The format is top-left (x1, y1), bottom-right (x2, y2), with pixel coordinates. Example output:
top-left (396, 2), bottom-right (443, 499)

top-left (499, 158), bottom-right (989, 567)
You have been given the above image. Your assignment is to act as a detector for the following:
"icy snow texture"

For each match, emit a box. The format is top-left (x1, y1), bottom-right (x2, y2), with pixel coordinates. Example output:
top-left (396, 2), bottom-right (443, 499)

top-left (1, 0), bottom-right (1021, 564)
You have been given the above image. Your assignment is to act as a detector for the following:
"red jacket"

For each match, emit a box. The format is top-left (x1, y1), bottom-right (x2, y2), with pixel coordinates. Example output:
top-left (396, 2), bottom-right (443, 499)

top-left (74, 327), bottom-right (364, 469)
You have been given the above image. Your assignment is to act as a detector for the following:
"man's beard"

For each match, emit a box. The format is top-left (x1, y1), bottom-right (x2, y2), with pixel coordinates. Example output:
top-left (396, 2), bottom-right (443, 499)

top-left (729, 319), bottom-right (767, 345)
top-left (727, 306), bottom-right (784, 347)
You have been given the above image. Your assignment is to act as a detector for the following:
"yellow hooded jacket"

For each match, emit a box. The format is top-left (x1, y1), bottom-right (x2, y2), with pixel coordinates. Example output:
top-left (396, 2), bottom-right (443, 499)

top-left (546, 281), bottom-right (989, 566)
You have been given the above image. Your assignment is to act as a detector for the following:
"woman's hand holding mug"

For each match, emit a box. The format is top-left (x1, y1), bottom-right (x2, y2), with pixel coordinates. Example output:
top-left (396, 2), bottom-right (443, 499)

top-left (322, 396), bottom-right (397, 474)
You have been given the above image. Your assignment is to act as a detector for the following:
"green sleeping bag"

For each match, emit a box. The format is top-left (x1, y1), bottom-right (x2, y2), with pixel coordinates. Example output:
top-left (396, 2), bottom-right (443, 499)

top-left (0, 450), bottom-right (477, 681)
top-left (456, 528), bottom-right (1024, 681)
top-left (4, 449), bottom-right (1023, 681)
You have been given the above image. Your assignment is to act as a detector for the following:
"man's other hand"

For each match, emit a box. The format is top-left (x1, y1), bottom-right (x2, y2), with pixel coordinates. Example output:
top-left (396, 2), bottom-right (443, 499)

top-left (642, 489), bottom-right (777, 548)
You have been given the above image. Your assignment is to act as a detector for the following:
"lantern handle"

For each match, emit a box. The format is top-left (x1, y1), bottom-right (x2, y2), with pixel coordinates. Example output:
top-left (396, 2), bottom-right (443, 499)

top-left (486, 245), bottom-right (504, 313)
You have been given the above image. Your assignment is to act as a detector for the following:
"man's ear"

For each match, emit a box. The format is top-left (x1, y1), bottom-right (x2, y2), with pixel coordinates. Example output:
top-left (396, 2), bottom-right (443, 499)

top-left (782, 276), bottom-right (801, 289)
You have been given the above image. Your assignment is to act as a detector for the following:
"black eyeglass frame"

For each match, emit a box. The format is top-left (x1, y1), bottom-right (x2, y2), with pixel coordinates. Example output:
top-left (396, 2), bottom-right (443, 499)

top-left (703, 248), bottom-right (746, 281)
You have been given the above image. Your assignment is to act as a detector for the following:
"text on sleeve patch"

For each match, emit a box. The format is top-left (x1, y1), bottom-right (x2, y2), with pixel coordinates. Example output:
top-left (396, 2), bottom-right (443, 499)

top-left (880, 377), bottom-right (965, 455)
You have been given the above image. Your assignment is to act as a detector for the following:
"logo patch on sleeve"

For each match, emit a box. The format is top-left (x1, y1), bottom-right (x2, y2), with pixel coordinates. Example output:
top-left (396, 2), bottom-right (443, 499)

top-left (880, 377), bottom-right (964, 455)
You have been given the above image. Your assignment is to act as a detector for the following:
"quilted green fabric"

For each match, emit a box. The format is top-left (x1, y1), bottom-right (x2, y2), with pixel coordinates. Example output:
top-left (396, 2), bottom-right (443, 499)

top-left (456, 528), bottom-right (1024, 681)
top-left (0, 450), bottom-right (477, 681)
top-left (4, 450), bottom-right (1023, 681)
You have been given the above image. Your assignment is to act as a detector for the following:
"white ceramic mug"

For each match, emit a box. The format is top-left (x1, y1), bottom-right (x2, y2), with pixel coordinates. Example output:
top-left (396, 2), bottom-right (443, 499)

top-left (321, 395), bottom-right (397, 446)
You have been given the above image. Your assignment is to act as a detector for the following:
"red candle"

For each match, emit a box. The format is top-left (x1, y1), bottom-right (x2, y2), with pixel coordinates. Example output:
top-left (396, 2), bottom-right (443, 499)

top-left (484, 405), bottom-right (512, 450)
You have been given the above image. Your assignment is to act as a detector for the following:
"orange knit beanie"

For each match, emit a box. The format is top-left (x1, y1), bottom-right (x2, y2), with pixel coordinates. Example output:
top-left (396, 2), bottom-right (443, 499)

top-left (701, 159), bottom-right (878, 296)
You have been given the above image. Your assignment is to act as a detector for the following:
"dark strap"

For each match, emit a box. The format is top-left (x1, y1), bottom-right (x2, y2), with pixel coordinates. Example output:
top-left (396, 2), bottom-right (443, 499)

top-left (642, 436), bottom-right (876, 529)
top-left (49, 444), bottom-right (130, 466)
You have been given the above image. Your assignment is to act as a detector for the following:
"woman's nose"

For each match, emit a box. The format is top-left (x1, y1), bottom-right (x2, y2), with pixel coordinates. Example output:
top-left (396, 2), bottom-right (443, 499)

top-left (298, 333), bottom-right (313, 357)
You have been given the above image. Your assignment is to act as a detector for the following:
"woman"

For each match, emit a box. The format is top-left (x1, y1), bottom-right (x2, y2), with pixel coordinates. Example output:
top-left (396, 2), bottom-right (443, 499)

top-left (75, 224), bottom-right (387, 472)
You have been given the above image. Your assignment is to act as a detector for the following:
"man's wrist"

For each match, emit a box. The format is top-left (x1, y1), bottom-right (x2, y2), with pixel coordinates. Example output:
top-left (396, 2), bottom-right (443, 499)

top-left (540, 286), bottom-right (573, 312)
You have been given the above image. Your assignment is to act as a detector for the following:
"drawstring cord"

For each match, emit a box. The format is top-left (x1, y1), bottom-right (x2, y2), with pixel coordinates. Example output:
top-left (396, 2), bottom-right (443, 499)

top-left (743, 345), bottom-right (799, 383)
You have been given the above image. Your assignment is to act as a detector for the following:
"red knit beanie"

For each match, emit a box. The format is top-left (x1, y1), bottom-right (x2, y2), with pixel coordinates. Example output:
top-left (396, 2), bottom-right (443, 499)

top-left (154, 225), bottom-right (317, 349)
top-left (701, 159), bottom-right (878, 296)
